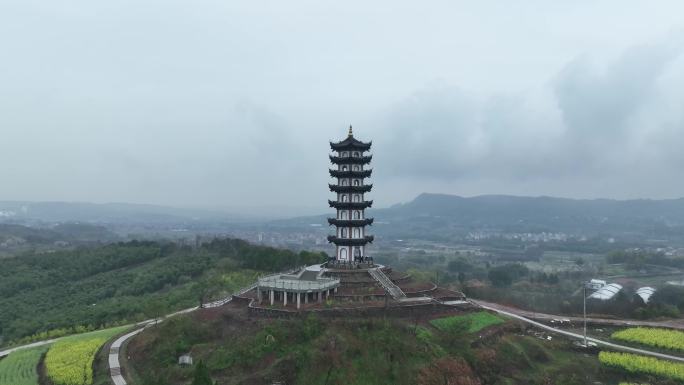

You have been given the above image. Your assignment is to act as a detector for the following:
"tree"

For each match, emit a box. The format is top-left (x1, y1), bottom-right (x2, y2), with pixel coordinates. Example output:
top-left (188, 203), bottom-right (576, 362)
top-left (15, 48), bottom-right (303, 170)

top-left (191, 360), bottom-right (214, 385)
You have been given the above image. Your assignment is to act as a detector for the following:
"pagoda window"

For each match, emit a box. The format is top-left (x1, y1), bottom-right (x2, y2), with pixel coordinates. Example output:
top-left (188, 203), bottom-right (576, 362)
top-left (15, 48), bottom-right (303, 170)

top-left (353, 228), bottom-right (360, 238)
top-left (353, 165), bottom-right (360, 171)
top-left (341, 165), bottom-right (348, 171)
top-left (341, 152), bottom-right (348, 157)
top-left (339, 248), bottom-right (348, 260)
top-left (353, 195), bottom-right (360, 202)
top-left (341, 228), bottom-right (348, 237)
top-left (354, 247), bottom-right (361, 258)
top-left (353, 211), bottom-right (360, 219)
top-left (340, 211), bottom-right (348, 220)
top-left (353, 179), bottom-right (360, 186)
top-left (353, 152), bottom-right (360, 157)
top-left (341, 194), bottom-right (349, 202)
top-left (341, 179), bottom-right (349, 186)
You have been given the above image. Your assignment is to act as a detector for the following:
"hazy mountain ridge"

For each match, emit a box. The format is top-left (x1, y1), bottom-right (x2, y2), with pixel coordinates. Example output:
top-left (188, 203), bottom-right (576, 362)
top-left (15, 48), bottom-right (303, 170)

top-left (270, 193), bottom-right (684, 243)
top-left (387, 193), bottom-right (684, 222)
top-left (0, 201), bottom-right (241, 224)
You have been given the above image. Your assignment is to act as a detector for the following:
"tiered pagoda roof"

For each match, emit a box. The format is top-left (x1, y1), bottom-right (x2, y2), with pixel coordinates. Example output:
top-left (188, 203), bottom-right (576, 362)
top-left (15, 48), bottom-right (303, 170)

top-left (329, 154), bottom-right (372, 165)
top-left (329, 184), bottom-right (373, 194)
top-left (328, 126), bottom-right (374, 261)
top-left (327, 218), bottom-right (374, 227)
top-left (329, 169), bottom-right (372, 178)
top-left (326, 235), bottom-right (374, 246)
top-left (328, 200), bottom-right (373, 210)
top-left (330, 126), bottom-right (372, 152)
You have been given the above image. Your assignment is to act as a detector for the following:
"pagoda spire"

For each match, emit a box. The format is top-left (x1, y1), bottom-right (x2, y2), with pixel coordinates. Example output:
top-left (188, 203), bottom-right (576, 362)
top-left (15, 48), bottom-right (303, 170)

top-left (348, 125), bottom-right (353, 136)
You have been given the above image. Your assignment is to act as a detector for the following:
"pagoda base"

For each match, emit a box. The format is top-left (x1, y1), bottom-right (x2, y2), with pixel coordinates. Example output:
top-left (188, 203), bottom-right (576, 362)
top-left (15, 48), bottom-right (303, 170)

top-left (325, 259), bottom-right (375, 270)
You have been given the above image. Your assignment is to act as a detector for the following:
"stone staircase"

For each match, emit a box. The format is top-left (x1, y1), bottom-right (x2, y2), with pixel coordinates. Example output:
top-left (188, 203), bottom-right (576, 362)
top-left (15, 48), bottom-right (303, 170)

top-left (369, 268), bottom-right (406, 300)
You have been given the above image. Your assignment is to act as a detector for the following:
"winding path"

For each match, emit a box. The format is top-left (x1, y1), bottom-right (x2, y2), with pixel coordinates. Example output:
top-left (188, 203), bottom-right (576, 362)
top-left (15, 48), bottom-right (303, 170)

top-left (108, 283), bottom-right (256, 385)
top-left (0, 339), bottom-right (57, 359)
top-left (473, 300), bottom-right (684, 363)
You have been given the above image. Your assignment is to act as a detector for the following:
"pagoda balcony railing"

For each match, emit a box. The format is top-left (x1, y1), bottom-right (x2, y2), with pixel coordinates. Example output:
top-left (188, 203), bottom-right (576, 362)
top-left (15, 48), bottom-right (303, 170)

top-left (329, 155), bottom-right (372, 165)
top-left (327, 218), bottom-right (374, 227)
top-left (327, 235), bottom-right (374, 246)
top-left (328, 200), bottom-right (373, 210)
top-left (329, 169), bottom-right (372, 178)
top-left (329, 184), bottom-right (372, 193)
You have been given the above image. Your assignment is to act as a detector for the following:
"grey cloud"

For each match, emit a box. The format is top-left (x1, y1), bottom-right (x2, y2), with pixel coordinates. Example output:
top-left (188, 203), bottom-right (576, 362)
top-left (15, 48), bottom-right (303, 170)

top-left (2, 1), bottom-right (684, 212)
top-left (374, 37), bottom-right (684, 201)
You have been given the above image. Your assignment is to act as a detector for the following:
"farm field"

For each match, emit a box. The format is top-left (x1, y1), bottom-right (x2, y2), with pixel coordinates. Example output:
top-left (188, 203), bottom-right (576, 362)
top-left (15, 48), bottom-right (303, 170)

top-left (44, 326), bottom-right (129, 385)
top-left (429, 311), bottom-right (504, 333)
top-left (0, 345), bottom-right (49, 385)
top-left (612, 327), bottom-right (684, 352)
top-left (599, 351), bottom-right (684, 381)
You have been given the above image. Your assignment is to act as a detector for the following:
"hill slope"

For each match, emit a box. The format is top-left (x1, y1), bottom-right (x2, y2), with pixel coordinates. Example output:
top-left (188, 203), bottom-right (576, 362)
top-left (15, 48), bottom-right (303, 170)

top-left (0, 239), bottom-right (326, 346)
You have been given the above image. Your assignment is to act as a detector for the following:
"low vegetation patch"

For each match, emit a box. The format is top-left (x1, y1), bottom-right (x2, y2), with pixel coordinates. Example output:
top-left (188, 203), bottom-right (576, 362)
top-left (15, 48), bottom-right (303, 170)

top-left (599, 351), bottom-right (684, 381)
top-left (0, 345), bottom-right (48, 385)
top-left (44, 326), bottom-right (128, 385)
top-left (430, 311), bottom-right (504, 334)
top-left (612, 327), bottom-right (684, 352)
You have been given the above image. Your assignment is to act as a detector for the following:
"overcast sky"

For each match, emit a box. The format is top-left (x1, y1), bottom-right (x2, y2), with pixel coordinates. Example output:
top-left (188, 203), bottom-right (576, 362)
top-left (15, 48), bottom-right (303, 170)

top-left (1, 1), bottom-right (684, 215)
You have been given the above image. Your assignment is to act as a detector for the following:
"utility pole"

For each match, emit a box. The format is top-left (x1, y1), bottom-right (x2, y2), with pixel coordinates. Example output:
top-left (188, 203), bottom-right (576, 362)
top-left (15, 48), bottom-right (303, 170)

top-left (583, 282), bottom-right (588, 347)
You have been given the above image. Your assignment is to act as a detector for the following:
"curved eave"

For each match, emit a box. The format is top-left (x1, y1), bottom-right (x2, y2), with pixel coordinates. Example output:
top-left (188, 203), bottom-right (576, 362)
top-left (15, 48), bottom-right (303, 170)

top-left (327, 218), bottom-right (374, 227)
top-left (329, 155), bottom-right (372, 165)
top-left (329, 184), bottom-right (373, 193)
top-left (328, 200), bottom-right (373, 210)
top-left (329, 169), bottom-right (372, 178)
top-left (330, 140), bottom-right (372, 152)
top-left (327, 235), bottom-right (374, 246)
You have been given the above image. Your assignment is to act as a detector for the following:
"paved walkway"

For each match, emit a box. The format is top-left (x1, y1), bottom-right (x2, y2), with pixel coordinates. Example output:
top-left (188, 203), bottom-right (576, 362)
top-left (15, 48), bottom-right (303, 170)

top-left (474, 300), bottom-right (684, 330)
top-left (108, 281), bottom-right (258, 385)
top-left (473, 300), bottom-right (684, 363)
top-left (0, 339), bottom-right (57, 359)
top-left (109, 328), bottom-right (147, 385)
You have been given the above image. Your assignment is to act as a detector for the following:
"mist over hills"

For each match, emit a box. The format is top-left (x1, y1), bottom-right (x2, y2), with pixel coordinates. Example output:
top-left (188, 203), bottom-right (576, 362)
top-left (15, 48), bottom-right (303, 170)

top-left (274, 193), bottom-right (684, 243)
top-left (3, 194), bottom-right (684, 244)
top-left (384, 193), bottom-right (684, 226)
top-left (0, 201), bottom-right (242, 224)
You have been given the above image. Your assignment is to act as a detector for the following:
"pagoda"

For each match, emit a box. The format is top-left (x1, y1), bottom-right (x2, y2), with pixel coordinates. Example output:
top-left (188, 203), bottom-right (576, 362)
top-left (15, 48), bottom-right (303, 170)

top-left (327, 126), bottom-right (374, 265)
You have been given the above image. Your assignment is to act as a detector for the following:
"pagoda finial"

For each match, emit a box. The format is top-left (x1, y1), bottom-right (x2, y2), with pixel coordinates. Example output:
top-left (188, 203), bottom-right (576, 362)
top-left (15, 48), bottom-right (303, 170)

top-left (348, 125), bottom-right (353, 136)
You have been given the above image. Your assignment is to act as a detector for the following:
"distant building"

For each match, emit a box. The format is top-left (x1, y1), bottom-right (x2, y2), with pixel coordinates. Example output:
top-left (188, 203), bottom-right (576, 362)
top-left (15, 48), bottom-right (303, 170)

top-left (178, 354), bottom-right (193, 366)
top-left (588, 283), bottom-right (622, 300)
top-left (587, 279), bottom-right (607, 290)
top-left (635, 287), bottom-right (656, 304)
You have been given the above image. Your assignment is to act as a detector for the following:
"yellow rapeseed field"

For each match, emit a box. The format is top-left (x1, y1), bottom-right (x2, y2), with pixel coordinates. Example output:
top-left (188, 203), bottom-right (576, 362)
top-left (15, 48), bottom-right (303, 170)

top-left (599, 351), bottom-right (684, 381)
top-left (44, 326), bottom-right (128, 385)
top-left (612, 327), bottom-right (684, 351)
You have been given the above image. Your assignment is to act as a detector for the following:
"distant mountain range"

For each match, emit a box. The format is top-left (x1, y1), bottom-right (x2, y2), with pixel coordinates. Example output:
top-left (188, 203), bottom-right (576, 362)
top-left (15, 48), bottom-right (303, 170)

top-left (4, 194), bottom-right (684, 244)
top-left (0, 201), bottom-right (240, 224)
top-left (273, 193), bottom-right (684, 243)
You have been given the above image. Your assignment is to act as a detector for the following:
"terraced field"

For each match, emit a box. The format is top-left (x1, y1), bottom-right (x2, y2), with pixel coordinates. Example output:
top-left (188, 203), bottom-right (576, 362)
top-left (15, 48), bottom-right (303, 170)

top-left (599, 351), bottom-right (684, 382)
top-left (44, 326), bottom-right (129, 385)
top-left (612, 327), bottom-right (684, 352)
top-left (0, 345), bottom-right (49, 385)
top-left (430, 311), bottom-right (504, 333)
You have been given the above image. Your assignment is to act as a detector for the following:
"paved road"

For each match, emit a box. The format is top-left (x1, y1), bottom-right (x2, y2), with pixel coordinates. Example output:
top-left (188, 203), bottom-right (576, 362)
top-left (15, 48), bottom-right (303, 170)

top-left (0, 339), bottom-right (57, 359)
top-left (473, 300), bottom-right (684, 363)
top-left (474, 299), bottom-right (684, 330)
